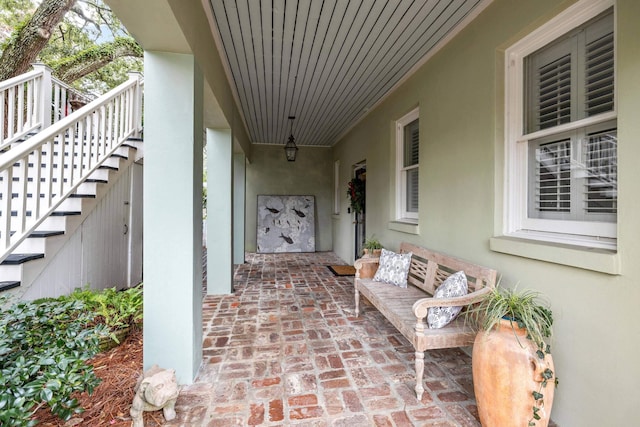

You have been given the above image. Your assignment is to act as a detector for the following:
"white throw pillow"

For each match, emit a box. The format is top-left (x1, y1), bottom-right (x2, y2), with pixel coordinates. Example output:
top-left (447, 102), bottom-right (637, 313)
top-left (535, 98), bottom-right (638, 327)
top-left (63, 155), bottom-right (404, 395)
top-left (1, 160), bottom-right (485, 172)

top-left (427, 271), bottom-right (468, 329)
top-left (372, 248), bottom-right (412, 288)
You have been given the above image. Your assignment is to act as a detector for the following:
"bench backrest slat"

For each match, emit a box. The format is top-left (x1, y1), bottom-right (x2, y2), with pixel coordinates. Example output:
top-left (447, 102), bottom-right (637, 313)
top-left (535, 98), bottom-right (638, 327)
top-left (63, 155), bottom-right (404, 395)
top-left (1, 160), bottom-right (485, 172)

top-left (400, 242), bottom-right (497, 295)
top-left (406, 256), bottom-right (429, 288)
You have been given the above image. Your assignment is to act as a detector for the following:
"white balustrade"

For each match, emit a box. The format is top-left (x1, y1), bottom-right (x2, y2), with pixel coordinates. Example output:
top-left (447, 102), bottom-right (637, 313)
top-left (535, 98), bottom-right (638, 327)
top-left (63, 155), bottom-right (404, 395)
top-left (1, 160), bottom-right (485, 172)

top-left (0, 64), bottom-right (97, 151)
top-left (1, 69), bottom-right (42, 150)
top-left (0, 73), bottom-right (143, 262)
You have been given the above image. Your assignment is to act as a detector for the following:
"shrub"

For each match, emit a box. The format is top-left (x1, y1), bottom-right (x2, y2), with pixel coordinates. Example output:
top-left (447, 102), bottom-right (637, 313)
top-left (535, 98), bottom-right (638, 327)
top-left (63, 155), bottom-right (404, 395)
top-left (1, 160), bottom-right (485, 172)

top-left (0, 298), bottom-right (106, 425)
top-left (58, 285), bottom-right (143, 342)
top-left (0, 285), bottom-right (143, 425)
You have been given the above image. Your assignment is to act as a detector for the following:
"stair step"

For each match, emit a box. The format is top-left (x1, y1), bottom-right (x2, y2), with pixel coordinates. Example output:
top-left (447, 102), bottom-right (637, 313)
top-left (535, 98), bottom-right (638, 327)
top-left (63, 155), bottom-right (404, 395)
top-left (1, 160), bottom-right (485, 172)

top-left (2, 253), bottom-right (44, 265)
top-left (99, 165), bottom-right (118, 171)
top-left (2, 230), bottom-right (65, 238)
top-left (111, 154), bottom-right (128, 160)
top-left (0, 281), bottom-right (20, 292)
top-left (69, 194), bottom-right (96, 199)
top-left (85, 178), bottom-right (108, 184)
top-left (50, 211), bottom-right (81, 216)
top-left (29, 230), bottom-right (65, 238)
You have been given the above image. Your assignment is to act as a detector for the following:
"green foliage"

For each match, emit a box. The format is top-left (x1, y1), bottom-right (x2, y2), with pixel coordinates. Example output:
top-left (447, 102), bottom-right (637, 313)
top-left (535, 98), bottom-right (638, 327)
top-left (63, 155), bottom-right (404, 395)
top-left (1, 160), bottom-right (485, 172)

top-left (0, 298), bottom-right (106, 425)
top-left (467, 286), bottom-right (553, 348)
top-left (79, 55), bottom-right (142, 94)
top-left (0, 14), bottom-right (27, 52)
top-left (0, 285), bottom-right (143, 424)
top-left (37, 5), bottom-right (143, 93)
top-left (58, 285), bottom-right (143, 342)
top-left (0, 0), bottom-right (35, 37)
top-left (346, 177), bottom-right (365, 214)
top-left (363, 236), bottom-right (383, 250)
top-left (0, 0), bottom-right (142, 93)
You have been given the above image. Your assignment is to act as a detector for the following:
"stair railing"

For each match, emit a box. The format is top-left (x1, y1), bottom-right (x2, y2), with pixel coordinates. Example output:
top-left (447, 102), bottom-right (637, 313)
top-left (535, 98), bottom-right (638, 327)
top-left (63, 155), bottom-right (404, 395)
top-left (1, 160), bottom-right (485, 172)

top-left (0, 73), bottom-right (143, 263)
top-left (0, 64), bottom-right (95, 151)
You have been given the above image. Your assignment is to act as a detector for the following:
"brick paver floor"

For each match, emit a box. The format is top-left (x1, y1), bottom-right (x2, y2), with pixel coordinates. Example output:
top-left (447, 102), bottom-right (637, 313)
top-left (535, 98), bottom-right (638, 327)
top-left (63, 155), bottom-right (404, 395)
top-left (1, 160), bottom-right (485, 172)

top-left (169, 252), bottom-right (482, 426)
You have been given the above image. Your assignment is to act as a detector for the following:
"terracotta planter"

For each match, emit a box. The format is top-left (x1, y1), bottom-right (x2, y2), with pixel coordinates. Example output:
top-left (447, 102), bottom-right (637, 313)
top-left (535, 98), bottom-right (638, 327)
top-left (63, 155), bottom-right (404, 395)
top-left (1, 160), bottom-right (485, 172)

top-left (362, 248), bottom-right (382, 258)
top-left (359, 249), bottom-right (382, 279)
top-left (472, 319), bottom-right (555, 427)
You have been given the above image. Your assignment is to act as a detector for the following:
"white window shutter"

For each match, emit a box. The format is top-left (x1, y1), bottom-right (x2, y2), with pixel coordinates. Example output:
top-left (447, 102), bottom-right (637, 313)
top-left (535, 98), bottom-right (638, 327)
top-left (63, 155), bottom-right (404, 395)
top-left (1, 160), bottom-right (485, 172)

top-left (584, 32), bottom-right (614, 116)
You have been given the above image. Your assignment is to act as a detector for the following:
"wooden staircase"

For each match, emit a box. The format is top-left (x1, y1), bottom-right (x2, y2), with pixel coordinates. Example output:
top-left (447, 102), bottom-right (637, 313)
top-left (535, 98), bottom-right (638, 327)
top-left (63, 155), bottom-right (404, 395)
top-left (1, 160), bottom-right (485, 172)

top-left (0, 139), bottom-right (142, 293)
top-left (0, 70), bottom-right (144, 301)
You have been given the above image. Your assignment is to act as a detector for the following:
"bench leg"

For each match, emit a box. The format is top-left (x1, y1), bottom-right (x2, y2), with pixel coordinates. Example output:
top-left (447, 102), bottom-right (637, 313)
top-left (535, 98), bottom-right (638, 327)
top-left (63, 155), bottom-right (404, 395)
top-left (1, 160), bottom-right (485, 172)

top-left (415, 351), bottom-right (424, 401)
top-left (354, 287), bottom-right (360, 317)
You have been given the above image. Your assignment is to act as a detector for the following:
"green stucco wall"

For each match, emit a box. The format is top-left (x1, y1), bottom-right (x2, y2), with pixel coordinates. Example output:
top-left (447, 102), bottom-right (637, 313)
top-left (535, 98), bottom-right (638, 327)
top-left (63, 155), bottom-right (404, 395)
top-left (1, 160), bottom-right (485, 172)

top-left (245, 145), bottom-right (333, 253)
top-left (332, 0), bottom-right (640, 425)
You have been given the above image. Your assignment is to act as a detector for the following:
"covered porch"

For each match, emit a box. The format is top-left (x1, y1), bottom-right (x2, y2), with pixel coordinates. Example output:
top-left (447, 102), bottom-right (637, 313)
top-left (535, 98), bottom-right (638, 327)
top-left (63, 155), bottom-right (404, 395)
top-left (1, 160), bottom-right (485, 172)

top-left (103, 0), bottom-right (640, 425)
top-left (178, 251), bottom-right (481, 426)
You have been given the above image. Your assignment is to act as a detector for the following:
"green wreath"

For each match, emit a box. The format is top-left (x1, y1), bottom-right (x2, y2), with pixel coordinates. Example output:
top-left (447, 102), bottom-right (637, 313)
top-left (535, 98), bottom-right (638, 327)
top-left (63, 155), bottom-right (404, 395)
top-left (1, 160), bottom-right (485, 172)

top-left (347, 177), bottom-right (365, 214)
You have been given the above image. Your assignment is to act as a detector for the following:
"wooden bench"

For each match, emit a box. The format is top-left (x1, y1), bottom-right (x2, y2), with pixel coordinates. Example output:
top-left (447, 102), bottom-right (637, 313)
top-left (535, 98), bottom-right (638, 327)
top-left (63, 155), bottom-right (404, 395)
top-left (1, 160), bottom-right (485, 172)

top-left (353, 242), bottom-right (498, 400)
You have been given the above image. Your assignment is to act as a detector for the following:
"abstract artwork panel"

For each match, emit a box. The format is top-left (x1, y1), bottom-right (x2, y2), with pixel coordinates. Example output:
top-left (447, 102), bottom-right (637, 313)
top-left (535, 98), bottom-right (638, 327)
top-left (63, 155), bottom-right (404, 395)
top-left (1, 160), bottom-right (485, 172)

top-left (257, 195), bottom-right (315, 253)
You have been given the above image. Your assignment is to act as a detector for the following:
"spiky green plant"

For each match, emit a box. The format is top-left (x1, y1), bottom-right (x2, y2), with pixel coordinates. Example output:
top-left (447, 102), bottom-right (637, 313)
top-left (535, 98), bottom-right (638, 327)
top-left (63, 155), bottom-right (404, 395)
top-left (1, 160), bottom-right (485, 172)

top-left (467, 286), bottom-right (553, 348)
top-left (363, 236), bottom-right (383, 251)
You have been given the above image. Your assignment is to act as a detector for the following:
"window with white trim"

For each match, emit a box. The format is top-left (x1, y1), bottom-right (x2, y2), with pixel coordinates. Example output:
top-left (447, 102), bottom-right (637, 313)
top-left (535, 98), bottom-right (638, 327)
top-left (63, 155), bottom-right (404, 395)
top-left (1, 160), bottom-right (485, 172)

top-left (504, 0), bottom-right (616, 250)
top-left (396, 109), bottom-right (419, 222)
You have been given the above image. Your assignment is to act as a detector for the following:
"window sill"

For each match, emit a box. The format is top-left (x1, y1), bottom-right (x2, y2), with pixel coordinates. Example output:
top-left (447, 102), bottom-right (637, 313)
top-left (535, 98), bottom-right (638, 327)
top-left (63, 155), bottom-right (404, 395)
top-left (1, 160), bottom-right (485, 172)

top-left (489, 235), bottom-right (620, 275)
top-left (388, 221), bottom-right (419, 235)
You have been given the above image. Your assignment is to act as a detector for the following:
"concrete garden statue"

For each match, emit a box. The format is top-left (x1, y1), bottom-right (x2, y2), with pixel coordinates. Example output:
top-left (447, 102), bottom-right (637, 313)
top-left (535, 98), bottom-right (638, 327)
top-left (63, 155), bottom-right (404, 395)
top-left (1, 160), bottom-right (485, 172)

top-left (130, 365), bottom-right (180, 426)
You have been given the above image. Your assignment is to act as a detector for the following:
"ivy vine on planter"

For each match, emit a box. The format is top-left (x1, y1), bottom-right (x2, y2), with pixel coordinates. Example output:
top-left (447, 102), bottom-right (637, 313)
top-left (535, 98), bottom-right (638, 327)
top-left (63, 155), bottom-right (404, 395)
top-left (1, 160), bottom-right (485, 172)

top-left (347, 177), bottom-right (365, 214)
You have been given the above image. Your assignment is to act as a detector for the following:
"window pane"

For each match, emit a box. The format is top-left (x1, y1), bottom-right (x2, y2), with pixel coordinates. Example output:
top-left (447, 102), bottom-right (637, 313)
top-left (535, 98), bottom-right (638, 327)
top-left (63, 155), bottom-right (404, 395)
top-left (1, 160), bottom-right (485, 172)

top-left (403, 119), bottom-right (419, 167)
top-left (525, 9), bottom-right (613, 134)
top-left (406, 168), bottom-right (419, 213)
top-left (585, 128), bottom-right (617, 215)
top-left (525, 38), bottom-right (573, 134)
top-left (531, 138), bottom-right (571, 216)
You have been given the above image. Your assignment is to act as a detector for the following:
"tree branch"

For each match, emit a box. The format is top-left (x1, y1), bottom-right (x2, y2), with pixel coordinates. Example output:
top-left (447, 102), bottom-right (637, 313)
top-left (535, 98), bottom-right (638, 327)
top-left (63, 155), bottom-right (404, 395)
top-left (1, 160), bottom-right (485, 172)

top-left (52, 36), bottom-right (142, 83)
top-left (70, 4), bottom-right (101, 35)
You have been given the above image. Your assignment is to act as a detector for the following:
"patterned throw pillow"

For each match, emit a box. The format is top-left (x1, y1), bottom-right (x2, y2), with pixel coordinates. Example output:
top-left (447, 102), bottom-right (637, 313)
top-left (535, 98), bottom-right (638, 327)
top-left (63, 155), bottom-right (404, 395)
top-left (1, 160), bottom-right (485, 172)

top-left (427, 271), bottom-right (468, 329)
top-left (372, 248), bottom-right (413, 288)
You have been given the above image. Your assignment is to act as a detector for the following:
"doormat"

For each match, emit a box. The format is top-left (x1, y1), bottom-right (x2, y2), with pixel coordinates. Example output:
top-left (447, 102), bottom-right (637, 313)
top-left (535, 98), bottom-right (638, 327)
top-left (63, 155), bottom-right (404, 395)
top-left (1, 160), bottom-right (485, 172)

top-left (328, 265), bottom-right (356, 276)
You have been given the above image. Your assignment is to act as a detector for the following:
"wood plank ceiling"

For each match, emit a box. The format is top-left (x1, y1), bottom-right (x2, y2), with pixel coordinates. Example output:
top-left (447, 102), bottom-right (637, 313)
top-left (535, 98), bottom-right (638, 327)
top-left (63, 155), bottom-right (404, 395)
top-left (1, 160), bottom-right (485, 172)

top-left (209, 0), bottom-right (486, 147)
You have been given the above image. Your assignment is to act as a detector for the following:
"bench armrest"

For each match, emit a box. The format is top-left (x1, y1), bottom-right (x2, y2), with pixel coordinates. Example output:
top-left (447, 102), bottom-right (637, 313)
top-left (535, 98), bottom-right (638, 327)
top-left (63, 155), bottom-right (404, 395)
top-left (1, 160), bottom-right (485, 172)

top-left (354, 256), bottom-right (380, 279)
top-left (412, 286), bottom-right (492, 318)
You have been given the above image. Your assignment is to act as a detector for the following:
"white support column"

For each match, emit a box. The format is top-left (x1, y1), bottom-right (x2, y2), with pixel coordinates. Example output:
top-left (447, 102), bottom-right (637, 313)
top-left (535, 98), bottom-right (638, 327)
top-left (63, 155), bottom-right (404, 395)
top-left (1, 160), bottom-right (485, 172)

top-left (206, 129), bottom-right (233, 294)
top-left (143, 52), bottom-right (203, 384)
top-left (233, 153), bottom-right (246, 265)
